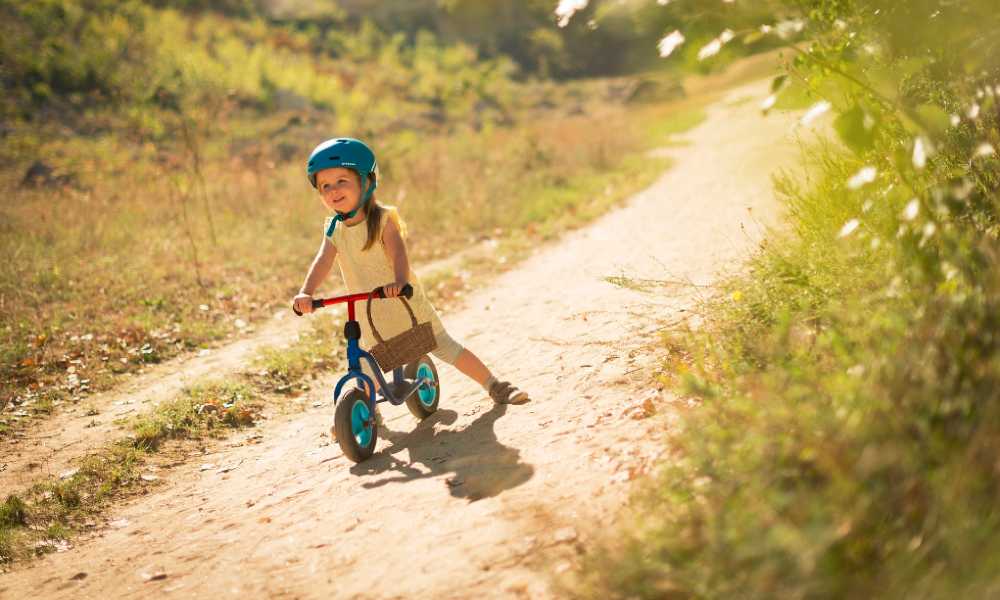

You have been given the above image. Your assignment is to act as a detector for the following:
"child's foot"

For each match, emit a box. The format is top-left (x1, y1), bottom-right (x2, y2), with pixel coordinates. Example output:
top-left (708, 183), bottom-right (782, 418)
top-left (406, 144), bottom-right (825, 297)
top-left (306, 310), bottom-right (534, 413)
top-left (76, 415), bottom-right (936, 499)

top-left (489, 380), bottom-right (530, 405)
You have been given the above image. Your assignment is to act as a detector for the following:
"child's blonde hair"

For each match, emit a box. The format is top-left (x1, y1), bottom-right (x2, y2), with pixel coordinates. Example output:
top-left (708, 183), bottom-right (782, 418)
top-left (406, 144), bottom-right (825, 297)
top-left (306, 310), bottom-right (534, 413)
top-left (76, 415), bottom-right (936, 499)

top-left (359, 174), bottom-right (407, 251)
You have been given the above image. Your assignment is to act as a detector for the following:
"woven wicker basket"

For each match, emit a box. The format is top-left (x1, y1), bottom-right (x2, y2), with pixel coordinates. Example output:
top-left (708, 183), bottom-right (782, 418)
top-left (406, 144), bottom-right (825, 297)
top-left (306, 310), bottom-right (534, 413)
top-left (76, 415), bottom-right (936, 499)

top-left (366, 292), bottom-right (438, 373)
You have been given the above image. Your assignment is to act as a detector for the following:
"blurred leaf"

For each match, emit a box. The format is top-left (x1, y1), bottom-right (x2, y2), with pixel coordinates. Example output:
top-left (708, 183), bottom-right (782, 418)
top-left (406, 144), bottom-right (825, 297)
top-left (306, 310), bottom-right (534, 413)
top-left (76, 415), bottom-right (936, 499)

top-left (913, 104), bottom-right (953, 137)
top-left (771, 74), bottom-right (788, 93)
top-left (834, 105), bottom-right (876, 155)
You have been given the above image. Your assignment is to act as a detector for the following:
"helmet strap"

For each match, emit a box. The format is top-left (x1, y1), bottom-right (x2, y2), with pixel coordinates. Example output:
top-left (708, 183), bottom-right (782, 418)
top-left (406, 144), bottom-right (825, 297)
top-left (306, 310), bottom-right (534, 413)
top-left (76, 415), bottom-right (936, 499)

top-left (325, 177), bottom-right (374, 236)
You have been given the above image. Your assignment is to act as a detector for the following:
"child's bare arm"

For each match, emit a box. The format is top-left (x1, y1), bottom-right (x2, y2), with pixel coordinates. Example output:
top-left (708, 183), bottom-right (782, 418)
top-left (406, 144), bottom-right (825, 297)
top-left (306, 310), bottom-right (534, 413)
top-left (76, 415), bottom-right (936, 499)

top-left (381, 217), bottom-right (409, 297)
top-left (293, 238), bottom-right (337, 313)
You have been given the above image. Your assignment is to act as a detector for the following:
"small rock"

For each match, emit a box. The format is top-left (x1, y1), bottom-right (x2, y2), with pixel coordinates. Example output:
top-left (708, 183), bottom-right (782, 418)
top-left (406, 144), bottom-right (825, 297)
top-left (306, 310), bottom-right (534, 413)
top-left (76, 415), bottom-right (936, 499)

top-left (59, 468), bottom-right (80, 480)
top-left (141, 570), bottom-right (168, 582)
top-left (109, 518), bottom-right (130, 529)
top-left (140, 474), bottom-right (159, 482)
top-left (445, 477), bottom-right (464, 487)
top-left (70, 572), bottom-right (88, 581)
top-left (553, 527), bottom-right (578, 544)
top-left (199, 463), bottom-right (217, 471)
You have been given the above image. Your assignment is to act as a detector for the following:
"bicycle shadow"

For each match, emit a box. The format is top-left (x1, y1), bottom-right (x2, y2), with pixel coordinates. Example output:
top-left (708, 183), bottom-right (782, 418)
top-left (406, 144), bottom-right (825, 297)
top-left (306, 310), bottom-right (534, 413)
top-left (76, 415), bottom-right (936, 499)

top-left (349, 404), bottom-right (534, 502)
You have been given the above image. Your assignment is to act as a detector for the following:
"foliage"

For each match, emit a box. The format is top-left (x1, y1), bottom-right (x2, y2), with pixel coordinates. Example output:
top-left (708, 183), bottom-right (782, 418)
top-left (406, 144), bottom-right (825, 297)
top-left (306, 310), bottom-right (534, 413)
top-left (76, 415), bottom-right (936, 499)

top-left (573, 0), bottom-right (1000, 597)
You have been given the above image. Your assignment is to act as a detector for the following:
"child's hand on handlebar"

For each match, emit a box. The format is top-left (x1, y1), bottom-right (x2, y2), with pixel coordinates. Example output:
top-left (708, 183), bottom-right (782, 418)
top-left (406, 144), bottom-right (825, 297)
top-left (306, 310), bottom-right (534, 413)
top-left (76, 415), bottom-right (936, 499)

top-left (382, 281), bottom-right (407, 298)
top-left (292, 293), bottom-right (314, 315)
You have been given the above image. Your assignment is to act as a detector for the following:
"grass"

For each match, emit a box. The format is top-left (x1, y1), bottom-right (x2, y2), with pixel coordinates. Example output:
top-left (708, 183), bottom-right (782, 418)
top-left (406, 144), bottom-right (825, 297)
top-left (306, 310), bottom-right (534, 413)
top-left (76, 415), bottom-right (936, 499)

top-left (0, 68), bottom-right (717, 436)
top-left (1, 383), bottom-right (261, 564)
top-left (571, 102), bottom-right (1000, 597)
top-left (251, 313), bottom-right (343, 393)
top-left (0, 310), bottom-right (346, 565)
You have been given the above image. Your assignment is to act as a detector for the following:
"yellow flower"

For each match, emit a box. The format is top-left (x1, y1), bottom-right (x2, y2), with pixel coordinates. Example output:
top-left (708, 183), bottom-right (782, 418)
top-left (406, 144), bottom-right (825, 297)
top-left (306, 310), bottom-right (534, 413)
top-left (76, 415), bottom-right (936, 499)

top-left (731, 290), bottom-right (743, 302)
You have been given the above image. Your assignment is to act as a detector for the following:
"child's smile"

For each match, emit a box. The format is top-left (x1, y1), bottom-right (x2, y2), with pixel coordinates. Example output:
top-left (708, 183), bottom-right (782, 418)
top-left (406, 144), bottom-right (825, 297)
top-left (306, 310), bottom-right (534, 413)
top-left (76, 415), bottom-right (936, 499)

top-left (315, 167), bottom-right (362, 214)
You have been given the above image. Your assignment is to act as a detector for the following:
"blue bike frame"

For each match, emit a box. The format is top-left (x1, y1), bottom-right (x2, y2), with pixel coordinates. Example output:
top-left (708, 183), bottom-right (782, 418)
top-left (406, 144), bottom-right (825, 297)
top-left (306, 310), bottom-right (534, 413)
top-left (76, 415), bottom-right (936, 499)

top-left (332, 333), bottom-right (400, 410)
top-left (296, 285), bottom-right (435, 418)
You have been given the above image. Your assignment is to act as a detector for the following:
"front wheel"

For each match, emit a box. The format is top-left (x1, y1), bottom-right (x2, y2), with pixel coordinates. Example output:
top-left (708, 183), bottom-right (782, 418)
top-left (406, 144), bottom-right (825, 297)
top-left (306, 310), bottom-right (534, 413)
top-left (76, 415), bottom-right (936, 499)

top-left (404, 355), bottom-right (440, 419)
top-left (334, 388), bottom-right (378, 462)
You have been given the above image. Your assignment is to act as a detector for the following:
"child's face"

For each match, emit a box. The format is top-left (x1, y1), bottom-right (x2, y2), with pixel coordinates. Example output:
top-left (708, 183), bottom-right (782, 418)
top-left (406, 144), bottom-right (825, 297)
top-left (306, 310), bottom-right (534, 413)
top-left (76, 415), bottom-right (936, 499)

top-left (315, 167), bottom-right (362, 214)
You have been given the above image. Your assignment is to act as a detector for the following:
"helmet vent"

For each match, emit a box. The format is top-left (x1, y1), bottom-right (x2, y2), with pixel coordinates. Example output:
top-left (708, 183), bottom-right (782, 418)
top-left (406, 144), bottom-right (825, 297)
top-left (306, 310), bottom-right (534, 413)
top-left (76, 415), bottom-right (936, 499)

top-left (329, 156), bottom-right (340, 161)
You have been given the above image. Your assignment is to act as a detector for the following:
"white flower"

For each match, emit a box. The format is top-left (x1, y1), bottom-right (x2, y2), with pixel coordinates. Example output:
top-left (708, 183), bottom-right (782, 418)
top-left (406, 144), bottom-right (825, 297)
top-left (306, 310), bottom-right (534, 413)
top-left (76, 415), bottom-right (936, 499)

top-left (950, 114), bottom-right (961, 127)
top-left (847, 166), bottom-right (877, 190)
top-left (555, 0), bottom-right (588, 28)
top-left (912, 137), bottom-right (927, 169)
top-left (656, 0), bottom-right (671, 4)
top-left (697, 38), bottom-right (722, 60)
top-left (973, 143), bottom-right (996, 158)
top-left (657, 30), bottom-right (685, 57)
top-left (800, 100), bottom-right (831, 126)
top-left (838, 218), bottom-right (860, 238)
top-left (761, 94), bottom-right (777, 112)
top-left (776, 19), bottom-right (805, 39)
top-left (902, 199), bottom-right (920, 221)
top-left (697, 28), bottom-right (739, 62)
top-left (967, 103), bottom-right (980, 120)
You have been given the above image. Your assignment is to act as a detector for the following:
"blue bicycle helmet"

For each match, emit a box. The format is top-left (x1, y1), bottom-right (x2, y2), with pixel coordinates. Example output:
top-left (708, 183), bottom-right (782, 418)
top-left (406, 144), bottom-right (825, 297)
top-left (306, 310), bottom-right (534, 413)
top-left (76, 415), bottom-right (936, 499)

top-left (306, 138), bottom-right (379, 235)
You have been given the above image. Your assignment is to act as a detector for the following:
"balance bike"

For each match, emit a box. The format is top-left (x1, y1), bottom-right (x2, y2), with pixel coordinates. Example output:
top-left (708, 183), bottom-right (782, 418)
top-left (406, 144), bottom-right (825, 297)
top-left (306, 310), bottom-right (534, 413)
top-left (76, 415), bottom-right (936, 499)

top-left (293, 284), bottom-right (440, 462)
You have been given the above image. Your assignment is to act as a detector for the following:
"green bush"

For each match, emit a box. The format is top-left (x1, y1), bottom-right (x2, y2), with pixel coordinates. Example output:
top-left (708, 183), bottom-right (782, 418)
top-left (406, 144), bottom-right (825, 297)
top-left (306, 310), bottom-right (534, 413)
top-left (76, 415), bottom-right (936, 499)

top-left (575, 1), bottom-right (1000, 597)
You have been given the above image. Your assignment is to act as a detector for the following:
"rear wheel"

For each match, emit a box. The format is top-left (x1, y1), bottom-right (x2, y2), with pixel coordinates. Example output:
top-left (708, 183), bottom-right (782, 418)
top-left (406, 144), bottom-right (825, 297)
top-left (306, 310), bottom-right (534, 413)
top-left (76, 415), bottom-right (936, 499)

top-left (334, 388), bottom-right (378, 462)
top-left (404, 355), bottom-right (439, 419)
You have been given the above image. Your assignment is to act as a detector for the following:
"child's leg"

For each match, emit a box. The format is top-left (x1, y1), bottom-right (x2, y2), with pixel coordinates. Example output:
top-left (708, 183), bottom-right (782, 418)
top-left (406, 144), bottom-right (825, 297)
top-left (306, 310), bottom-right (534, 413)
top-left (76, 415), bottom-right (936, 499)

top-left (432, 331), bottom-right (529, 404)
top-left (453, 348), bottom-right (491, 386)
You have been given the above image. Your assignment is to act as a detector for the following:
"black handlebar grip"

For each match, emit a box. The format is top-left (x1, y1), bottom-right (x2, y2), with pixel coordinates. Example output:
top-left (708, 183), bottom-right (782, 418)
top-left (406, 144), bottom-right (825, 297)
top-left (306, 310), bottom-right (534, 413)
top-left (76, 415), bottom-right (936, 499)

top-left (292, 298), bottom-right (326, 317)
top-left (373, 284), bottom-right (414, 299)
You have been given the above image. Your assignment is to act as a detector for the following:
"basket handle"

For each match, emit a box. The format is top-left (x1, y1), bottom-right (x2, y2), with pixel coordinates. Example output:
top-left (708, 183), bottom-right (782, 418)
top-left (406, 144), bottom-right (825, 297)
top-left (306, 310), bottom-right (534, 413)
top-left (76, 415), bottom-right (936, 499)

top-left (365, 286), bottom-right (419, 345)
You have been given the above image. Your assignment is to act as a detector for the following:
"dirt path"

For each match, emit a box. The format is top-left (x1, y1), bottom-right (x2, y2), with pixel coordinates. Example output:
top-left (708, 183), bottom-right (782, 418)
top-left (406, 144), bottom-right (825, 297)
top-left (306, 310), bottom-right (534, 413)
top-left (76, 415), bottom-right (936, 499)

top-left (0, 243), bottom-right (484, 495)
top-left (0, 78), bottom-right (812, 599)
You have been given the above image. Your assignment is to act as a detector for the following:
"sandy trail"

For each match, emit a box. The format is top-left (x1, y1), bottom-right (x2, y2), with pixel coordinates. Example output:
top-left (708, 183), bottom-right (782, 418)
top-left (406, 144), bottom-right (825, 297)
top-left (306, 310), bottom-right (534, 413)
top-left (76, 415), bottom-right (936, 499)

top-left (0, 78), bottom-right (810, 599)
top-left (0, 243), bottom-right (483, 495)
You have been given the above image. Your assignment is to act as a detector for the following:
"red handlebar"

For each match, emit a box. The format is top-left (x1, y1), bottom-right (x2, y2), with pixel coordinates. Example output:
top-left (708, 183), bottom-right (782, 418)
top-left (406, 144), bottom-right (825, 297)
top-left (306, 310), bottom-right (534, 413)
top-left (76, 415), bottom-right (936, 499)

top-left (292, 284), bottom-right (413, 317)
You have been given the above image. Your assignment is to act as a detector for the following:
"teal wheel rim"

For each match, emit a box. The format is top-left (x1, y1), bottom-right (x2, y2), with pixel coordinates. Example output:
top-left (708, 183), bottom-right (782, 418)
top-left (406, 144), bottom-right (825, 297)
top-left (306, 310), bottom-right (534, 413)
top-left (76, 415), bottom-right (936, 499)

top-left (351, 398), bottom-right (372, 447)
top-left (416, 363), bottom-right (437, 408)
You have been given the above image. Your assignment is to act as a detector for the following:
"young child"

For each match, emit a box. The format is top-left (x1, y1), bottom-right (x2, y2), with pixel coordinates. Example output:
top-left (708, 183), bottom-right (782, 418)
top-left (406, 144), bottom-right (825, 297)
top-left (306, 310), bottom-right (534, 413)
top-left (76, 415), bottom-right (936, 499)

top-left (292, 137), bottom-right (530, 407)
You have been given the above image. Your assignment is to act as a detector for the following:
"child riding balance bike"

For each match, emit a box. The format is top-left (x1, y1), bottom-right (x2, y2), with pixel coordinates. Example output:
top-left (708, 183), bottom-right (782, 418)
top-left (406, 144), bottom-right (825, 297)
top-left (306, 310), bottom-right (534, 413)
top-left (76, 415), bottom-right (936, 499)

top-left (291, 138), bottom-right (529, 463)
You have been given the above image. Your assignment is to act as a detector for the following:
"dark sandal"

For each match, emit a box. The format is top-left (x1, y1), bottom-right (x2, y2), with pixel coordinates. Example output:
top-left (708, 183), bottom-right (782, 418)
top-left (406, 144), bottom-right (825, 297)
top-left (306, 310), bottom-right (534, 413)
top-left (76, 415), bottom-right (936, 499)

top-left (489, 380), bottom-right (530, 405)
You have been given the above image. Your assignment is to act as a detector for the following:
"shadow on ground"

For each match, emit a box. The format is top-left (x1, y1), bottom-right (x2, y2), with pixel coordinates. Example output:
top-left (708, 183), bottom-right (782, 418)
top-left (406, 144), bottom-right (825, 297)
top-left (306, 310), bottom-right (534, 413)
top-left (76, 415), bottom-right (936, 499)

top-left (349, 405), bottom-right (534, 502)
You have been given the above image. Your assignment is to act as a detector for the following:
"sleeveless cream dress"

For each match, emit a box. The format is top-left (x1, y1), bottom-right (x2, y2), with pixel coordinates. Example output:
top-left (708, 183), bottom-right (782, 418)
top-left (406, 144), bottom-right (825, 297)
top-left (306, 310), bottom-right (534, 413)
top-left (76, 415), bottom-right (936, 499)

top-left (324, 208), bottom-right (453, 364)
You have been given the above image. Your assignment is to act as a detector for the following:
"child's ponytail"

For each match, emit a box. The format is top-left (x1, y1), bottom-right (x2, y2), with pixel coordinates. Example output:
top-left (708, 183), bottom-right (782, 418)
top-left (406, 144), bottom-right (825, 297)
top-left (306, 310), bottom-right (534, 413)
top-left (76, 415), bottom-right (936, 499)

top-left (360, 173), bottom-right (406, 251)
top-left (363, 193), bottom-right (383, 251)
